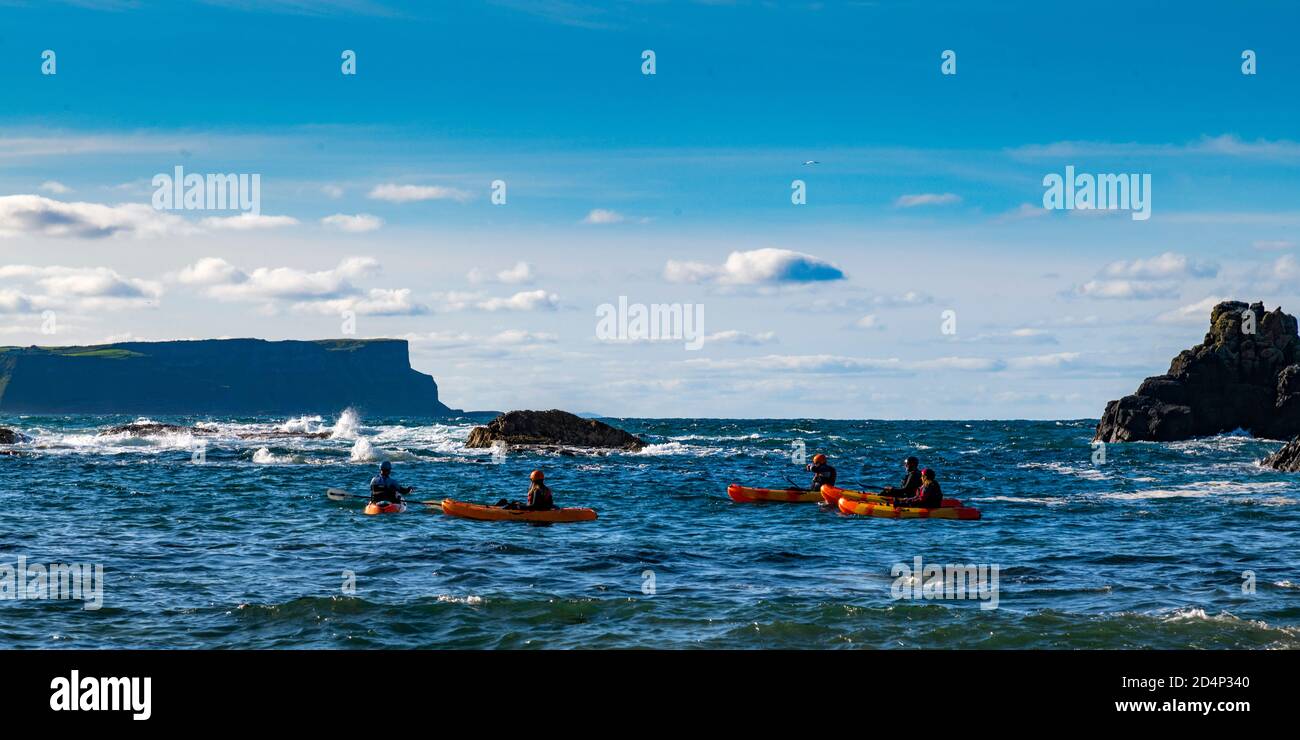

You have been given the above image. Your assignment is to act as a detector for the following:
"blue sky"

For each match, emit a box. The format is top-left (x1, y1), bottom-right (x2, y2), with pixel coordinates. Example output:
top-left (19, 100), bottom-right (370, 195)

top-left (1, 0), bottom-right (1299, 418)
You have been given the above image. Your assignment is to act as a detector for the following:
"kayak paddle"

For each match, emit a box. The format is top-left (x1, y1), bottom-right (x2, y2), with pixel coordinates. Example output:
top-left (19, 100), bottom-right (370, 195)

top-left (325, 488), bottom-right (443, 509)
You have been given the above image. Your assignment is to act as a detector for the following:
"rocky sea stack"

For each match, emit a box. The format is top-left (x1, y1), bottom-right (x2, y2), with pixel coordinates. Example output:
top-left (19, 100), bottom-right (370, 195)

top-left (466, 409), bottom-right (647, 451)
top-left (1263, 438), bottom-right (1300, 472)
top-left (1094, 301), bottom-right (1300, 442)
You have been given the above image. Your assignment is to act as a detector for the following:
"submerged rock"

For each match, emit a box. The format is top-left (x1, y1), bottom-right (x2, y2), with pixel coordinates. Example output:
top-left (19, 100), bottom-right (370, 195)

top-left (0, 427), bottom-right (29, 444)
top-left (99, 422), bottom-right (212, 437)
top-left (1094, 301), bottom-right (1300, 442)
top-left (1263, 437), bottom-right (1300, 472)
top-left (466, 409), bottom-right (646, 451)
top-left (237, 431), bottom-right (332, 440)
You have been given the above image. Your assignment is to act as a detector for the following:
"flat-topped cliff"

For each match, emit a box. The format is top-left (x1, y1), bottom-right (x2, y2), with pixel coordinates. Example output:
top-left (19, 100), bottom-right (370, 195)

top-left (0, 338), bottom-right (455, 416)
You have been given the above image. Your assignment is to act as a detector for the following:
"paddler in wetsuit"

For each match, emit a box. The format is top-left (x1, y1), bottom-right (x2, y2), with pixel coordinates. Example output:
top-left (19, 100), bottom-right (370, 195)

top-left (893, 468), bottom-right (942, 509)
top-left (806, 454), bottom-right (837, 491)
top-left (369, 460), bottom-right (412, 504)
top-left (496, 469), bottom-right (556, 511)
top-left (881, 456), bottom-right (922, 500)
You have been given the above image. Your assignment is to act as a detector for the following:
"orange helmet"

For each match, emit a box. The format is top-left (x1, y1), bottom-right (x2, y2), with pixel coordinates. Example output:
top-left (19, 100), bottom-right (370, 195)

top-left (529, 469), bottom-right (544, 482)
top-left (812, 454), bottom-right (827, 465)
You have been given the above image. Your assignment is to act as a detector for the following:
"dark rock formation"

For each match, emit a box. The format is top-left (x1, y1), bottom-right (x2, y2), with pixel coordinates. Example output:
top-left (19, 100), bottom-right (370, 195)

top-left (99, 422), bottom-right (208, 437)
top-left (1263, 437), bottom-right (1300, 471)
top-left (1095, 301), bottom-right (1300, 442)
top-left (466, 409), bottom-right (646, 451)
top-left (0, 339), bottom-right (456, 416)
top-left (237, 431), bottom-right (332, 440)
top-left (0, 427), bottom-right (29, 444)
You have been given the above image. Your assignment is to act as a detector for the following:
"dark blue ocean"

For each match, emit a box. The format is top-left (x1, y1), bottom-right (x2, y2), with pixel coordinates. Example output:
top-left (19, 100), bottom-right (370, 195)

top-left (2, 412), bottom-right (1297, 649)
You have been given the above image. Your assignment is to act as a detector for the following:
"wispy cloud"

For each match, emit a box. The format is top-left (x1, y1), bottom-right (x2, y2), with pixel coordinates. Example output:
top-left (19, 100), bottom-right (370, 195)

top-left (893, 193), bottom-right (961, 208)
top-left (368, 183), bottom-right (472, 203)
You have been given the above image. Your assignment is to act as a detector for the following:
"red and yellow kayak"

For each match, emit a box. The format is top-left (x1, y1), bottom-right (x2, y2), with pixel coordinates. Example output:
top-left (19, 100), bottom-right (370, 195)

top-left (727, 484), bottom-right (822, 503)
top-left (441, 499), bottom-right (597, 523)
top-left (820, 485), bottom-right (964, 508)
top-left (364, 501), bottom-right (408, 515)
top-left (837, 496), bottom-right (981, 520)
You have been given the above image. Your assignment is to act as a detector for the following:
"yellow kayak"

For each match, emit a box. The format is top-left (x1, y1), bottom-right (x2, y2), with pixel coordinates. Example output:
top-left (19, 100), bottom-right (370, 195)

top-left (727, 484), bottom-right (821, 503)
top-left (821, 485), bottom-right (964, 508)
top-left (837, 496), bottom-right (981, 520)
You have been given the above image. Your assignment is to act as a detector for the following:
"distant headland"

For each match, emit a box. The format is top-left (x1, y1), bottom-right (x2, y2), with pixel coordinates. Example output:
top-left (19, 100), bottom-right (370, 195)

top-left (0, 338), bottom-right (458, 417)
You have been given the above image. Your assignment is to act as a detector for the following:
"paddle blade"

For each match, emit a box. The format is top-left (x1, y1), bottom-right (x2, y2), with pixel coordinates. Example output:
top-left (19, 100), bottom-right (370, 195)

top-left (326, 488), bottom-right (353, 501)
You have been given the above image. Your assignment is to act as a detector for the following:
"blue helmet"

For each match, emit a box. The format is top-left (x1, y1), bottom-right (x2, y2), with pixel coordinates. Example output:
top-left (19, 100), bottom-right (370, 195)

top-left (380, 460), bottom-right (392, 473)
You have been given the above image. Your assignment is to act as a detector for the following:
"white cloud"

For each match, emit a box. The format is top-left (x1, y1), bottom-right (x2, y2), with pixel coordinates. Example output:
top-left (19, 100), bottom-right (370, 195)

top-left (1005, 352), bottom-right (1083, 370)
top-left (468, 261), bottom-right (534, 285)
top-left (435, 288), bottom-right (560, 312)
top-left (1070, 252), bottom-right (1216, 301)
top-left (39, 181), bottom-right (72, 194)
top-left (488, 329), bottom-right (559, 345)
top-left (199, 213), bottom-right (299, 230)
top-left (0, 194), bottom-right (189, 239)
top-left (0, 264), bottom-right (163, 312)
top-left (321, 184), bottom-right (344, 199)
top-left (478, 289), bottom-right (559, 312)
top-left (368, 183), bottom-right (471, 203)
top-left (685, 354), bottom-right (906, 373)
top-left (994, 202), bottom-right (1051, 222)
top-left (1071, 279), bottom-right (1179, 300)
top-left (1156, 296), bottom-right (1227, 324)
top-left (1009, 134), bottom-right (1300, 160)
top-left (893, 193), bottom-right (961, 208)
top-left (295, 288), bottom-right (428, 316)
top-left (175, 256), bottom-right (385, 305)
top-left (321, 213), bottom-right (383, 233)
top-left (872, 291), bottom-right (933, 308)
top-left (1253, 239), bottom-right (1294, 251)
top-left (664, 248), bottom-right (845, 286)
top-left (855, 314), bottom-right (884, 330)
top-left (703, 330), bottom-right (777, 345)
top-left (581, 208), bottom-right (625, 224)
top-left (1099, 252), bottom-right (1218, 280)
top-left (913, 356), bottom-right (1005, 371)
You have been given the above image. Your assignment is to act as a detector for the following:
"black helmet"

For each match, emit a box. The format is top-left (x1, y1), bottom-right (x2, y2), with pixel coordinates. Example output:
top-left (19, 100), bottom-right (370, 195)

top-left (380, 460), bottom-right (392, 473)
top-left (905, 456), bottom-right (919, 467)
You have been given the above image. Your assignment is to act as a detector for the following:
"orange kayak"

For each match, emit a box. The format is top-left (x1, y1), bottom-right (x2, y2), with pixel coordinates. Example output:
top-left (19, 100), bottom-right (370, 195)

top-left (364, 501), bottom-right (408, 515)
top-left (820, 485), bottom-right (964, 508)
top-left (836, 496), bottom-right (981, 520)
top-left (727, 484), bottom-right (821, 503)
top-left (441, 499), bottom-right (597, 523)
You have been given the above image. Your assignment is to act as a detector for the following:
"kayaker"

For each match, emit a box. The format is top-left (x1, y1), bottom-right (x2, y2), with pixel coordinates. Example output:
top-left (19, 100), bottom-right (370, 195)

top-left (894, 468), bottom-right (943, 509)
top-left (495, 469), bottom-right (556, 511)
top-left (805, 454), bottom-right (837, 490)
top-left (369, 460), bottom-right (412, 504)
top-left (881, 456), bottom-right (922, 499)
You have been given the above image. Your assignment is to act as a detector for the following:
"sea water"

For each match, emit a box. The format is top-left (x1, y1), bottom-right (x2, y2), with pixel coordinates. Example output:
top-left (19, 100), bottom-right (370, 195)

top-left (1, 414), bottom-right (1297, 649)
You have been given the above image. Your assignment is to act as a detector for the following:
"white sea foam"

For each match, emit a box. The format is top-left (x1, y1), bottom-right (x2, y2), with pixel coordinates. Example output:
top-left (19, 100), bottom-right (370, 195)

top-left (278, 415), bottom-right (325, 434)
top-left (634, 441), bottom-right (716, 456)
top-left (1018, 461), bottom-right (1107, 481)
top-left (251, 447), bottom-right (298, 464)
top-left (436, 594), bottom-right (484, 605)
top-left (330, 408), bottom-right (362, 440)
top-left (349, 438), bottom-right (377, 462)
top-left (1101, 480), bottom-right (1291, 501)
